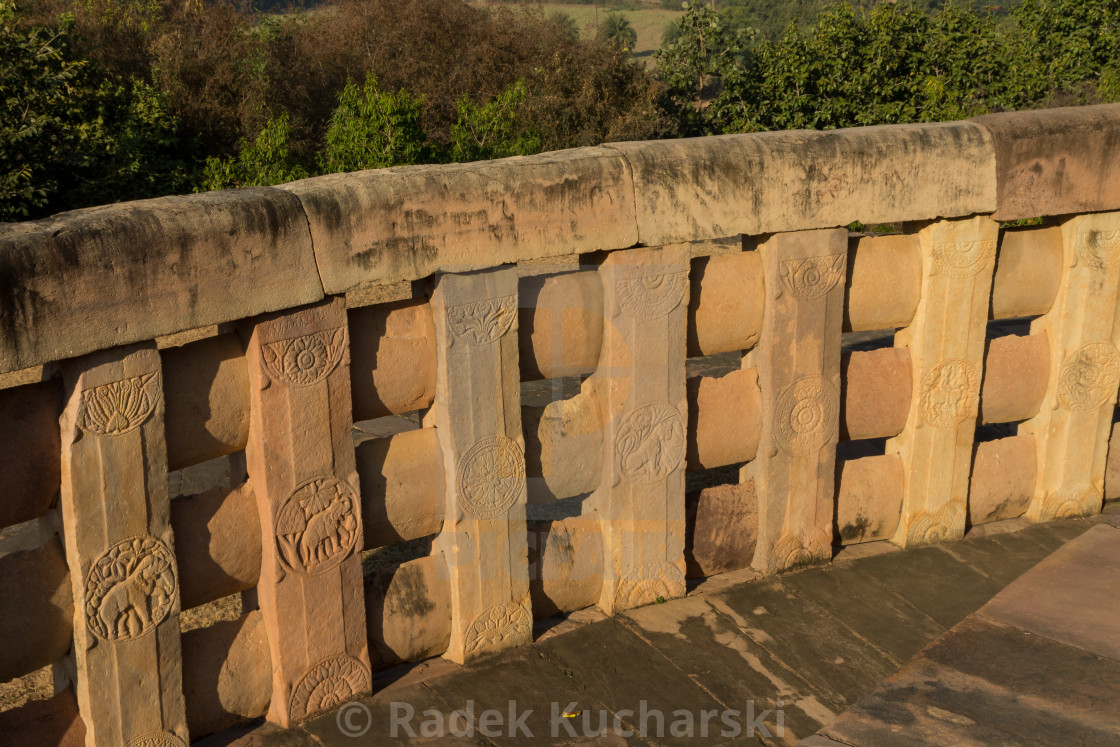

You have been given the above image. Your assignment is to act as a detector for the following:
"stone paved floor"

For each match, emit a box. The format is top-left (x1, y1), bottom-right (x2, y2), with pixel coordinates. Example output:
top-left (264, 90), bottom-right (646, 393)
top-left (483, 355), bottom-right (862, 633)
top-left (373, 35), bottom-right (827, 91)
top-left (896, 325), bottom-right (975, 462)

top-left (199, 504), bottom-right (1120, 746)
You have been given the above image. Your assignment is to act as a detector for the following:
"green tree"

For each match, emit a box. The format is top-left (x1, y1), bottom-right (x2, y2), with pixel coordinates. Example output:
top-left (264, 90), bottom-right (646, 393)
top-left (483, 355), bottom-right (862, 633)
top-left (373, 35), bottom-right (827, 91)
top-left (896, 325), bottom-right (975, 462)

top-left (449, 81), bottom-right (540, 162)
top-left (318, 74), bottom-right (428, 173)
top-left (599, 12), bottom-right (637, 52)
top-left (198, 114), bottom-right (307, 190)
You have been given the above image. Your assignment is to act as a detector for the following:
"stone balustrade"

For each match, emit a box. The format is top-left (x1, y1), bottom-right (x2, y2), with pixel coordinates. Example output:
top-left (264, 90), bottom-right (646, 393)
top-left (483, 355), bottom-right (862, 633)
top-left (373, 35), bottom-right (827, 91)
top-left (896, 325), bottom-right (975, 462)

top-left (2, 104), bottom-right (1120, 745)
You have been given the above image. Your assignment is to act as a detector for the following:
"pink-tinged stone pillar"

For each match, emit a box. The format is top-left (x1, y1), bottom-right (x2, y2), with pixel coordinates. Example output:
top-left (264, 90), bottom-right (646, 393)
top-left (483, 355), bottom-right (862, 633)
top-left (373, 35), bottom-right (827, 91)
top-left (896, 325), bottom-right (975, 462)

top-left (887, 216), bottom-right (999, 546)
top-left (742, 229), bottom-right (848, 574)
top-left (592, 245), bottom-right (689, 614)
top-left (1021, 214), bottom-right (1120, 521)
top-left (59, 343), bottom-right (189, 747)
top-left (242, 297), bottom-right (371, 726)
top-left (427, 268), bottom-right (532, 663)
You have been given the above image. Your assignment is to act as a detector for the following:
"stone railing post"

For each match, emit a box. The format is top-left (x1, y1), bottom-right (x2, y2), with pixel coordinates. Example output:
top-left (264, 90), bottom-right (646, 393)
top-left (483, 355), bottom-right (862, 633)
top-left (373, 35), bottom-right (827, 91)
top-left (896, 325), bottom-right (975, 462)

top-left (742, 230), bottom-right (847, 574)
top-left (428, 267), bottom-right (532, 664)
top-left (58, 343), bottom-right (188, 746)
top-left (887, 216), bottom-right (999, 546)
top-left (1021, 212), bottom-right (1120, 521)
top-left (242, 297), bottom-right (371, 726)
top-left (593, 245), bottom-right (689, 613)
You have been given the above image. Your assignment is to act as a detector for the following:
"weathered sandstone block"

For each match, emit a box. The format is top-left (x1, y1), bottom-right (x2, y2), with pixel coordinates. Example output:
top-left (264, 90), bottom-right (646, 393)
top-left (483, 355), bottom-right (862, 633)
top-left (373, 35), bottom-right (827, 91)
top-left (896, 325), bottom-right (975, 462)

top-left (1107, 422), bottom-right (1120, 502)
top-left (181, 611), bottom-right (271, 738)
top-left (968, 435), bottom-right (1036, 525)
top-left (845, 234), bottom-right (922, 332)
top-left (0, 690), bottom-right (85, 747)
top-left (171, 482), bottom-right (261, 611)
top-left (428, 268), bottom-right (532, 663)
top-left (349, 300), bottom-right (437, 419)
top-left (685, 481), bottom-right (759, 578)
top-left (887, 217), bottom-right (998, 547)
top-left (743, 229), bottom-right (847, 573)
top-left (0, 537), bottom-right (72, 682)
top-left (163, 333), bottom-right (250, 470)
top-left (529, 516), bottom-right (604, 618)
top-left (835, 455), bottom-right (904, 544)
top-left (607, 122), bottom-right (995, 246)
top-left (524, 392), bottom-right (604, 503)
top-left (973, 104), bottom-right (1120, 221)
top-left (991, 227), bottom-right (1062, 319)
top-left (366, 556), bottom-right (451, 668)
top-left (979, 333), bottom-right (1050, 424)
top-left (280, 148), bottom-right (638, 294)
top-left (242, 298), bottom-right (371, 726)
top-left (0, 380), bottom-right (60, 529)
top-left (840, 348), bottom-right (912, 440)
top-left (58, 343), bottom-right (189, 746)
top-left (519, 271), bottom-right (604, 380)
top-left (687, 252), bottom-right (765, 356)
top-left (0, 188), bottom-right (321, 374)
top-left (593, 245), bottom-right (689, 613)
top-left (1020, 212), bottom-right (1120, 522)
top-left (357, 428), bottom-right (445, 548)
top-left (686, 368), bottom-right (761, 470)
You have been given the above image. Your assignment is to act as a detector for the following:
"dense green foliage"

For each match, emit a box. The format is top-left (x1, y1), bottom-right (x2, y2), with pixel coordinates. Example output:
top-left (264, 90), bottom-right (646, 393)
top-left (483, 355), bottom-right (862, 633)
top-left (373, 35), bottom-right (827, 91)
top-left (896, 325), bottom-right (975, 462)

top-left (3, 0), bottom-right (1120, 220)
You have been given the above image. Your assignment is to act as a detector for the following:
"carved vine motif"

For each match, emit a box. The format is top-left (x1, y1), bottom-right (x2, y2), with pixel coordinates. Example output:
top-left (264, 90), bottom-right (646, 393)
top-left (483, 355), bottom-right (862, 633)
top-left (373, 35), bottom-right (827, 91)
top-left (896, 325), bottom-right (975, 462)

top-left (1058, 341), bottom-right (1120, 411)
top-left (85, 536), bottom-right (177, 641)
top-left (78, 373), bottom-right (161, 436)
top-left (1039, 484), bottom-right (1098, 522)
top-left (615, 271), bottom-right (686, 319)
top-left (276, 477), bottom-right (360, 574)
top-left (447, 295), bottom-right (517, 344)
top-left (463, 601), bottom-right (532, 657)
top-left (615, 402), bottom-right (686, 483)
top-left (931, 239), bottom-right (996, 278)
top-left (126, 733), bottom-right (188, 747)
top-left (919, 360), bottom-right (979, 429)
top-left (288, 655), bottom-right (370, 723)
top-left (1075, 230), bottom-right (1120, 268)
top-left (261, 328), bottom-right (347, 387)
top-left (774, 377), bottom-right (839, 455)
top-left (613, 561), bottom-right (685, 610)
top-left (767, 530), bottom-right (829, 574)
top-left (778, 254), bottom-right (845, 299)
top-left (457, 437), bottom-right (526, 519)
top-left (906, 504), bottom-right (965, 546)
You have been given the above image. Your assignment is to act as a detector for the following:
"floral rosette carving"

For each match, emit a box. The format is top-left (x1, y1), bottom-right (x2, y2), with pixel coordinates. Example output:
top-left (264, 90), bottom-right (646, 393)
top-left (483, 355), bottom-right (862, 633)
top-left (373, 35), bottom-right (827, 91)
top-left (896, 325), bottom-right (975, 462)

top-left (463, 601), bottom-right (531, 657)
top-left (616, 270), bottom-right (686, 319)
top-left (774, 376), bottom-right (839, 455)
top-left (905, 504), bottom-right (965, 546)
top-left (615, 402), bottom-right (686, 483)
top-left (288, 656), bottom-right (370, 723)
top-left (931, 239), bottom-right (996, 278)
top-left (767, 530), bottom-right (829, 574)
top-left (919, 360), bottom-right (979, 428)
top-left (1039, 484), bottom-right (1099, 522)
top-left (1057, 341), bottom-right (1120, 411)
top-left (457, 436), bottom-right (526, 519)
top-left (779, 254), bottom-right (845, 299)
top-left (85, 536), bottom-right (177, 641)
top-left (1075, 230), bottom-right (1120, 268)
top-left (78, 372), bottom-right (161, 436)
top-left (260, 327), bottom-right (347, 387)
top-left (276, 477), bottom-right (360, 574)
top-left (613, 561), bottom-right (685, 610)
top-left (447, 295), bottom-right (516, 345)
top-left (126, 733), bottom-right (187, 747)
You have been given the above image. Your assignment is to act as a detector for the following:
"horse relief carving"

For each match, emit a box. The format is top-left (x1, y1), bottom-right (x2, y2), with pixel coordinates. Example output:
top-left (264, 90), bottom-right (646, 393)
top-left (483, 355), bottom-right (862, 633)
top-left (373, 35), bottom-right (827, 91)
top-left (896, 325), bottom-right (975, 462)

top-left (446, 295), bottom-right (517, 344)
top-left (919, 360), bottom-right (979, 428)
top-left (78, 372), bottom-right (161, 436)
top-left (276, 477), bottom-right (360, 574)
top-left (615, 402), bottom-right (686, 483)
top-left (288, 655), bottom-right (370, 723)
top-left (260, 327), bottom-right (347, 387)
top-left (457, 436), bottom-right (526, 519)
top-left (615, 270), bottom-right (686, 319)
top-left (779, 254), bottom-right (845, 299)
top-left (85, 536), bottom-right (177, 641)
top-left (1058, 341), bottom-right (1120, 411)
top-left (931, 239), bottom-right (996, 278)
